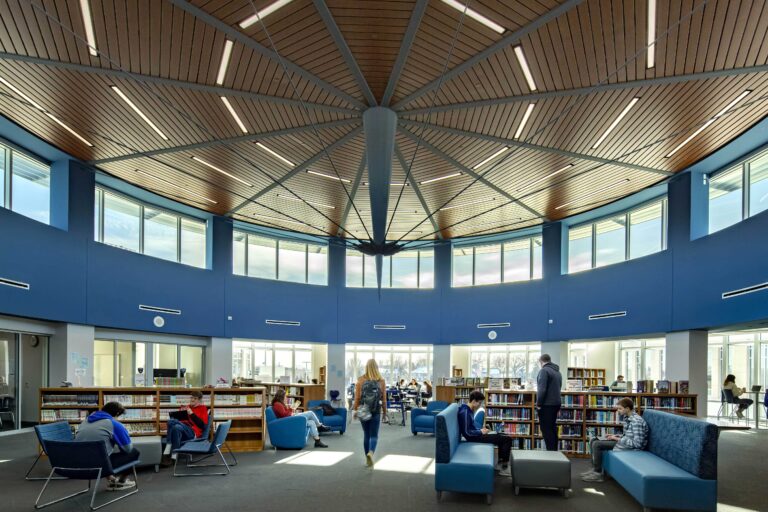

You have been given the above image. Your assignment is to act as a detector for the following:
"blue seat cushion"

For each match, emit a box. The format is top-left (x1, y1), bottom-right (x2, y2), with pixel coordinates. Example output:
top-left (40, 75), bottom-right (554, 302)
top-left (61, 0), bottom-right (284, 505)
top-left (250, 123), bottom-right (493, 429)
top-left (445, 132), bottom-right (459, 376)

top-left (435, 443), bottom-right (494, 495)
top-left (323, 416), bottom-right (344, 428)
top-left (604, 451), bottom-right (717, 511)
top-left (413, 415), bottom-right (435, 429)
top-left (175, 441), bottom-right (213, 454)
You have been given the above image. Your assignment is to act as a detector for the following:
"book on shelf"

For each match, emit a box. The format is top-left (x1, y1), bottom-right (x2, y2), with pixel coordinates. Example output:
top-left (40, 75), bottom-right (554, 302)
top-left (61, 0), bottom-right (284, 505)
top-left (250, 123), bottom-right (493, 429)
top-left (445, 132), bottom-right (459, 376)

top-left (154, 377), bottom-right (185, 386)
top-left (103, 394), bottom-right (157, 406)
top-left (42, 394), bottom-right (99, 406)
top-left (213, 407), bottom-right (262, 420)
top-left (656, 380), bottom-right (671, 394)
top-left (566, 379), bottom-right (583, 391)
top-left (678, 380), bottom-right (690, 394)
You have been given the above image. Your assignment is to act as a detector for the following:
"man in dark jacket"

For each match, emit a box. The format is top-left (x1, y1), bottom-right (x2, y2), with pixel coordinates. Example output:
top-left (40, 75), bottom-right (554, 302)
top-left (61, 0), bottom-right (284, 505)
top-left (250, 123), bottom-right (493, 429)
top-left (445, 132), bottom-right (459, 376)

top-left (536, 354), bottom-right (562, 451)
top-left (458, 390), bottom-right (513, 476)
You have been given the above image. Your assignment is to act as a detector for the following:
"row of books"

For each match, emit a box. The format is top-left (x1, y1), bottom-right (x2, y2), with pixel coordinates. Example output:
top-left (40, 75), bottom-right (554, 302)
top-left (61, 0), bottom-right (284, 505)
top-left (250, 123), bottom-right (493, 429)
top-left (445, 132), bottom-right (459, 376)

top-left (561, 395), bottom-right (586, 406)
top-left (214, 394), bottom-right (261, 405)
top-left (555, 409), bottom-right (584, 422)
top-left (122, 409), bottom-right (156, 420)
top-left (214, 407), bottom-right (262, 419)
top-left (535, 439), bottom-right (587, 453)
top-left (542, 425), bottom-right (583, 438)
top-left (636, 380), bottom-right (690, 394)
top-left (268, 386), bottom-right (305, 395)
top-left (438, 377), bottom-right (486, 387)
top-left (124, 422), bottom-right (157, 434)
top-left (486, 407), bottom-right (532, 420)
top-left (586, 410), bottom-right (622, 423)
top-left (40, 409), bottom-right (90, 421)
top-left (159, 394), bottom-right (212, 406)
top-left (493, 423), bottom-right (531, 435)
top-left (42, 394), bottom-right (98, 406)
top-left (641, 397), bottom-right (694, 410)
top-left (588, 426), bottom-right (623, 437)
top-left (104, 394), bottom-right (156, 406)
top-left (567, 369), bottom-right (605, 378)
top-left (153, 377), bottom-right (186, 386)
top-left (486, 393), bottom-right (529, 405)
top-left (487, 378), bottom-right (522, 390)
top-left (586, 395), bottom-right (632, 407)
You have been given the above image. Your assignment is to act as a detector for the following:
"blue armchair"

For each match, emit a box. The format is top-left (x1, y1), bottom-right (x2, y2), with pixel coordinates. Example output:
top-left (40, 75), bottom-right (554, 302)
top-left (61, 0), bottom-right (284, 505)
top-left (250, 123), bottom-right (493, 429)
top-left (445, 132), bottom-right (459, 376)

top-left (411, 400), bottom-right (449, 435)
top-left (265, 406), bottom-right (311, 449)
top-left (474, 407), bottom-right (486, 430)
top-left (27, 421), bottom-right (73, 480)
top-left (307, 400), bottom-right (347, 434)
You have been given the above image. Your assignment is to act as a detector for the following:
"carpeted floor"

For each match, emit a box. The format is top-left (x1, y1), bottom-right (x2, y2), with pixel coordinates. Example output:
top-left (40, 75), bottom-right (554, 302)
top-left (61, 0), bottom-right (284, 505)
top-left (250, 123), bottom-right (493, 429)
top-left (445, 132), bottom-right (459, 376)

top-left (0, 421), bottom-right (765, 512)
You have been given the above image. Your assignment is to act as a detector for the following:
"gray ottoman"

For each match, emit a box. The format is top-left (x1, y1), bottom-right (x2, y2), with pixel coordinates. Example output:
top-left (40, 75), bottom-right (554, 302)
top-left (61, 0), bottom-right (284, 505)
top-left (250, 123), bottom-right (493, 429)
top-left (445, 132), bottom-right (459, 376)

top-left (511, 450), bottom-right (572, 497)
top-left (132, 436), bottom-right (162, 473)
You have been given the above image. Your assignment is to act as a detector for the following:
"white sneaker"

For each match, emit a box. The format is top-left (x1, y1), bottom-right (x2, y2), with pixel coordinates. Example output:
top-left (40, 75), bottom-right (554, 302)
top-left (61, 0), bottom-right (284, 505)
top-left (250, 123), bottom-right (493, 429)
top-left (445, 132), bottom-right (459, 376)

top-left (366, 451), bottom-right (374, 467)
top-left (498, 465), bottom-right (512, 477)
top-left (581, 472), bottom-right (604, 482)
top-left (580, 469), bottom-right (598, 477)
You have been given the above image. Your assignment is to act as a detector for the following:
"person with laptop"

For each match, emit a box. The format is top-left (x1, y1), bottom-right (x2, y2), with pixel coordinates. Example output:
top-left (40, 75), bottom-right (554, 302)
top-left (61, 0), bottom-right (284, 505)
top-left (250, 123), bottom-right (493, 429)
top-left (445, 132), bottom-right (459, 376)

top-left (723, 374), bottom-right (753, 419)
top-left (610, 375), bottom-right (626, 388)
top-left (581, 397), bottom-right (648, 482)
top-left (271, 388), bottom-right (329, 448)
top-left (458, 390), bottom-right (513, 476)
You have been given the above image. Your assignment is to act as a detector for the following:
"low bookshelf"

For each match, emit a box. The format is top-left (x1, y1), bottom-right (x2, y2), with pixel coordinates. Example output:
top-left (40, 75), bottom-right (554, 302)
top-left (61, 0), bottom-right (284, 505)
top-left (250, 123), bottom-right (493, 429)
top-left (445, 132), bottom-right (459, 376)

top-left (39, 387), bottom-right (265, 452)
top-left (262, 383), bottom-right (325, 412)
top-left (435, 379), bottom-right (487, 405)
top-left (566, 367), bottom-right (607, 388)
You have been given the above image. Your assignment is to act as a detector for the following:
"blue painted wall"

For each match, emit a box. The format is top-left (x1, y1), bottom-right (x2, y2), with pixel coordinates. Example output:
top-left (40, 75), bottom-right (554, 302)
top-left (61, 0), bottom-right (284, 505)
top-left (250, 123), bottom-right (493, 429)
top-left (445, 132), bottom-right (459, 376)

top-left (2, 115), bottom-right (768, 343)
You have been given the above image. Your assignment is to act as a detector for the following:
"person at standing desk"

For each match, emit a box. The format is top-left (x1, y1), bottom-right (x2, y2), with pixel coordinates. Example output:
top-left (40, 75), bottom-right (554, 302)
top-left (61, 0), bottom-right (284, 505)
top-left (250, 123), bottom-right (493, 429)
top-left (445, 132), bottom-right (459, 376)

top-left (723, 374), bottom-right (753, 419)
top-left (536, 354), bottom-right (562, 451)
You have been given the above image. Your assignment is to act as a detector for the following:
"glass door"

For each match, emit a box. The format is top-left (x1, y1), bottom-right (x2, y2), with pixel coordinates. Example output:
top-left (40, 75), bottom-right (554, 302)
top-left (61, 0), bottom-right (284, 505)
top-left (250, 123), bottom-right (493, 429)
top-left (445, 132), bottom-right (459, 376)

top-left (0, 331), bottom-right (18, 431)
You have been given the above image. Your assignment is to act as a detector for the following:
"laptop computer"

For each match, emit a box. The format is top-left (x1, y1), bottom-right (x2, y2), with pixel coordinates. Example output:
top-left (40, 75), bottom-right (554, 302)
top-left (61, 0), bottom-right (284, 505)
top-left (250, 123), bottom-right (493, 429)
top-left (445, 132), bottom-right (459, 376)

top-left (751, 385), bottom-right (762, 392)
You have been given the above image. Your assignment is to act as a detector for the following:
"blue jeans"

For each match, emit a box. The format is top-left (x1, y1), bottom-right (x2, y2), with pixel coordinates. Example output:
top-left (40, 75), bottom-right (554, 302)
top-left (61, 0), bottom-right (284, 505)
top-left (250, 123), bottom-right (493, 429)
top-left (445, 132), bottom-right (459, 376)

top-left (296, 411), bottom-right (322, 438)
top-left (167, 419), bottom-right (196, 451)
top-left (361, 413), bottom-right (380, 454)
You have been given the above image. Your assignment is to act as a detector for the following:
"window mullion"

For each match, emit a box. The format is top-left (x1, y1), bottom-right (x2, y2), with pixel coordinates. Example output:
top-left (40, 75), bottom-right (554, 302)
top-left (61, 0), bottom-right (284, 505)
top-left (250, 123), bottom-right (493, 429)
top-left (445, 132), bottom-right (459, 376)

top-left (177, 217), bottom-right (182, 263)
top-left (305, 244), bottom-right (309, 284)
top-left (6, 147), bottom-right (12, 210)
top-left (275, 240), bottom-right (280, 280)
top-left (743, 161), bottom-right (750, 220)
top-left (529, 238), bottom-right (534, 280)
top-left (472, 247), bottom-right (476, 286)
top-left (139, 205), bottom-right (145, 254)
top-left (591, 223), bottom-right (597, 268)
top-left (625, 213), bottom-right (630, 261)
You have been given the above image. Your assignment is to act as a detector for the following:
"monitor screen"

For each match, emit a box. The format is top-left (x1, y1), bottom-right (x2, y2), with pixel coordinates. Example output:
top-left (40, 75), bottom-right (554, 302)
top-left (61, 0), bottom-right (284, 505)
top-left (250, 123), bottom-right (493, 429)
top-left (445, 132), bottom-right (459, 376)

top-left (153, 368), bottom-right (178, 378)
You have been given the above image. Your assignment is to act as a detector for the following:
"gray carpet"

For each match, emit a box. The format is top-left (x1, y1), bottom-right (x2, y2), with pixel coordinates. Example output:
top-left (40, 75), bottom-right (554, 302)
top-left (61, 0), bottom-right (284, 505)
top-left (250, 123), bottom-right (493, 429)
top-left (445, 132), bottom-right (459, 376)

top-left (0, 422), bottom-right (765, 511)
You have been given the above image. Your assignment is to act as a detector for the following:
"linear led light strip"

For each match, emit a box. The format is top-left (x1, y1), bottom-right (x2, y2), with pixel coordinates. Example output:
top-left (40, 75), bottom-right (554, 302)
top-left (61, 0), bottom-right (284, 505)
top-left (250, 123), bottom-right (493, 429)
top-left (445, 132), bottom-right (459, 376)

top-left (220, 97), bottom-right (248, 134)
top-left (216, 40), bottom-right (234, 85)
top-left (440, 0), bottom-right (504, 34)
top-left (135, 169), bottom-right (217, 204)
top-left (473, 147), bottom-right (509, 170)
top-left (240, 0), bottom-right (295, 28)
top-left (592, 97), bottom-right (640, 149)
top-left (256, 142), bottom-right (294, 167)
top-left (665, 90), bottom-right (752, 158)
top-left (256, 214), bottom-right (322, 230)
top-left (517, 164), bottom-right (574, 192)
top-left (307, 170), bottom-right (351, 183)
top-left (362, 181), bottom-right (409, 187)
top-left (420, 172), bottom-right (463, 185)
top-left (440, 197), bottom-right (495, 211)
top-left (514, 103), bottom-right (535, 140)
top-left (191, 156), bottom-right (253, 187)
top-left (647, 0), bottom-right (656, 69)
top-left (0, 77), bottom-right (93, 147)
top-left (463, 218), bottom-right (522, 231)
top-left (277, 194), bottom-right (336, 209)
top-left (555, 179), bottom-right (629, 210)
top-left (513, 46), bottom-right (537, 91)
top-left (111, 86), bottom-right (169, 141)
top-left (80, 0), bottom-right (98, 56)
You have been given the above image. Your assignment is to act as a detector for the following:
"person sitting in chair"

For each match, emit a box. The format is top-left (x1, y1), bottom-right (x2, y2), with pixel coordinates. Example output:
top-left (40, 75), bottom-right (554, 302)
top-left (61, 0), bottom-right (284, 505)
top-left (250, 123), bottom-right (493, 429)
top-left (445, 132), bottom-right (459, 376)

top-left (271, 389), bottom-right (329, 448)
top-left (723, 374), bottom-right (753, 419)
top-left (76, 402), bottom-right (139, 490)
top-left (163, 390), bottom-right (209, 464)
top-left (458, 390), bottom-right (513, 476)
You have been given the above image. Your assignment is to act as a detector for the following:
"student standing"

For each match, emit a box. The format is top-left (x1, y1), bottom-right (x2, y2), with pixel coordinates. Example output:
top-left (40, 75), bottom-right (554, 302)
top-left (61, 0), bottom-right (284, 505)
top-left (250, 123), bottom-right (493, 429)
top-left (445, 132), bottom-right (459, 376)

top-left (536, 354), bottom-right (562, 451)
top-left (271, 388), bottom-right (329, 448)
top-left (458, 390), bottom-right (512, 475)
top-left (353, 359), bottom-right (388, 467)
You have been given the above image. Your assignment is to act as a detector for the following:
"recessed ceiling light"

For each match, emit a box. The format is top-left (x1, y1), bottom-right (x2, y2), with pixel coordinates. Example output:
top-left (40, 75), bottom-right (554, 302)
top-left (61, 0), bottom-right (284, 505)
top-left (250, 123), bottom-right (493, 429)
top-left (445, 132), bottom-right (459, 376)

top-left (440, 0), bottom-right (504, 34)
top-left (220, 96), bottom-right (248, 134)
top-left (277, 194), bottom-right (336, 209)
top-left (513, 46), bottom-right (537, 91)
top-left (111, 86), bottom-right (169, 141)
top-left (514, 103), bottom-right (535, 140)
top-left (665, 90), bottom-right (752, 158)
top-left (419, 172), bottom-right (463, 185)
top-left (216, 40), bottom-right (234, 85)
top-left (647, 0), bottom-right (656, 69)
top-left (592, 97), bottom-right (640, 149)
top-left (256, 142), bottom-right (294, 167)
top-left (191, 156), bottom-right (253, 187)
top-left (80, 0), bottom-right (98, 56)
top-left (473, 147), bottom-right (509, 170)
top-left (517, 164), bottom-right (574, 192)
top-left (135, 169), bottom-right (217, 204)
top-left (554, 179), bottom-right (629, 210)
top-left (256, 214), bottom-right (321, 230)
top-left (440, 197), bottom-right (495, 211)
top-left (307, 170), bottom-right (351, 183)
top-left (239, 0), bottom-right (295, 28)
top-left (0, 77), bottom-right (93, 146)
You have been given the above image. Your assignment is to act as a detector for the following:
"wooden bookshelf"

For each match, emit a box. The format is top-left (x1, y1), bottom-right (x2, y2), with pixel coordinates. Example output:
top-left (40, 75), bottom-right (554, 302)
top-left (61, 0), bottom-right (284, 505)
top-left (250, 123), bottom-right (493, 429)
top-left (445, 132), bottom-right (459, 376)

top-left (39, 387), bottom-right (265, 452)
top-left (262, 383), bottom-right (325, 412)
top-left (319, 366), bottom-right (326, 385)
top-left (436, 380), bottom-right (487, 405)
top-left (566, 368), bottom-right (607, 388)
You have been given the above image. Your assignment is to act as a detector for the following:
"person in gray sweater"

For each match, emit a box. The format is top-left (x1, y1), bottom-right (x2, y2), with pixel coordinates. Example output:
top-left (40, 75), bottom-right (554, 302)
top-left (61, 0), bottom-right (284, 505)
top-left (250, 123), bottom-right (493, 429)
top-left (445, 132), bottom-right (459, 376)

top-left (76, 402), bottom-right (140, 490)
top-left (536, 354), bottom-right (562, 451)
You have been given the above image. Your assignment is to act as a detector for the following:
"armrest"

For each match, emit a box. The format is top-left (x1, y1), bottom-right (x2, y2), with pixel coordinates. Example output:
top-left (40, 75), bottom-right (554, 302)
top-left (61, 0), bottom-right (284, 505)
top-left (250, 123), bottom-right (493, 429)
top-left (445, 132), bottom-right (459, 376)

top-left (412, 408), bottom-right (428, 420)
top-left (334, 408), bottom-right (348, 422)
top-left (269, 415), bottom-right (309, 439)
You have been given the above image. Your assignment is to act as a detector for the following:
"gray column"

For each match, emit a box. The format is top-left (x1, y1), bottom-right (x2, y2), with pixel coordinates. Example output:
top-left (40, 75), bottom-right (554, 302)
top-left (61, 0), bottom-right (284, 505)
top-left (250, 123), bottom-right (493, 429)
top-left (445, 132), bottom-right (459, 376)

top-left (539, 341), bottom-right (568, 390)
top-left (326, 343), bottom-right (346, 402)
top-left (206, 337), bottom-right (233, 386)
top-left (433, 345), bottom-right (451, 381)
top-left (50, 323), bottom-right (95, 386)
top-left (665, 330), bottom-right (708, 417)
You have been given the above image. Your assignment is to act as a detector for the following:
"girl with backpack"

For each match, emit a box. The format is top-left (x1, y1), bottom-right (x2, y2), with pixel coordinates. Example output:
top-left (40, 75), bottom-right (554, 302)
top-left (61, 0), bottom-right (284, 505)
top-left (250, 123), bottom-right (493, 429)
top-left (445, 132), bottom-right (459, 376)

top-left (353, 359), bottom-right (388, 467)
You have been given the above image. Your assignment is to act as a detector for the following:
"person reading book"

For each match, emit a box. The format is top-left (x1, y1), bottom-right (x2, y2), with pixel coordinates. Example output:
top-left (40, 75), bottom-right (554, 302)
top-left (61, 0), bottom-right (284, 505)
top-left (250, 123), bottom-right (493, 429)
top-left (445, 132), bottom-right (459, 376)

top-left (271, 389), bottom-right (329, 448)
top-left (164, 390), bottom-right (209, 464)
top-left (76, 401), bottom-right (139, 490)
top-left (582, 398), bottom-right (648, 482)
top-left (458, 390), bottom-right (513, 476)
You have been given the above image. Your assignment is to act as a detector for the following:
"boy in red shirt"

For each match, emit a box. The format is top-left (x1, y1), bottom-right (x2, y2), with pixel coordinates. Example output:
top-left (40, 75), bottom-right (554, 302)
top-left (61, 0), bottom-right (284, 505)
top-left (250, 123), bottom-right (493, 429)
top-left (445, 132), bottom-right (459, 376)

top-left (165, 390), bottom-right (209, 462)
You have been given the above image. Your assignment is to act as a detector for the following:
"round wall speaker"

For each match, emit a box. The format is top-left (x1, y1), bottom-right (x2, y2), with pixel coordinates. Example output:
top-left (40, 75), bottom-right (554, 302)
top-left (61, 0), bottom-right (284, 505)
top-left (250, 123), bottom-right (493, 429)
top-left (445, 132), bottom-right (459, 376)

top-left (153, 316), bottom-right (165, 328)
top-left (488, 330), bottom-right (497, 340)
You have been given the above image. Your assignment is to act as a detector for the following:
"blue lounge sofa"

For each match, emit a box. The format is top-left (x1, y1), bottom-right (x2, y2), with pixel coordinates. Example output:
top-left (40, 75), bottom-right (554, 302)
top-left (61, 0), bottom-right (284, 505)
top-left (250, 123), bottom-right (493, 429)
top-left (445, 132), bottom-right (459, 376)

top-left (307, 400), bottom-right (347, 434)
top-left (411, 401), bottom-right (449, 435)
top-left (265, 406), bottom-right (311, 449)
top-left (435, 403), bottom-right (494, 504)
top-left (603, 409), bottom-right (718, 512)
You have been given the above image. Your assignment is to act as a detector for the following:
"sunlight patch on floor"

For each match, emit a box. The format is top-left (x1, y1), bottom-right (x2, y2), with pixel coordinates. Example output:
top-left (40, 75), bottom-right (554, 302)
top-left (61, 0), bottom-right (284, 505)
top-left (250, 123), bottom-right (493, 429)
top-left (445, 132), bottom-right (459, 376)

top-left (274, 451), bottom-right (353, 467)
top-left (583, 487), bottom-right (605, 496)
top-left (373, 454), bottom-right (434, 474)
top-left (717, 505), bottom-right (760, 512)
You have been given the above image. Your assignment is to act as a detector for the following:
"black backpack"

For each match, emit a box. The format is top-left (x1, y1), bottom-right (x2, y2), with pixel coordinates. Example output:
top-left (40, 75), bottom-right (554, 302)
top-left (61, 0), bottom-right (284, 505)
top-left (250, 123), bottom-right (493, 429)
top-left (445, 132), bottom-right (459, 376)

top-left (361, 380), bottom-right (381, 414)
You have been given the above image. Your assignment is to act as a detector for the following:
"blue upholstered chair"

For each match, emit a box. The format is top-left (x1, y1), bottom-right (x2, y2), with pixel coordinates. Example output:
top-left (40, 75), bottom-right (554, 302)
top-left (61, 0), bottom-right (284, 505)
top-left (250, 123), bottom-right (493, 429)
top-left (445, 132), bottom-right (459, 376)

top-left (265, 406), bottom-right (310, 449)
top-left (27, 421), bottom-right (74, 480)
top-left (173, 420), bottom-right (233, 477)
top-left (35, 440), bottom-right (139, 510)
top-left (411, 400), bottom-right (449, 435)
top-left (307, 400), bottom-right (347, 434)
top-left (474, 407), bottom-right (486, 430)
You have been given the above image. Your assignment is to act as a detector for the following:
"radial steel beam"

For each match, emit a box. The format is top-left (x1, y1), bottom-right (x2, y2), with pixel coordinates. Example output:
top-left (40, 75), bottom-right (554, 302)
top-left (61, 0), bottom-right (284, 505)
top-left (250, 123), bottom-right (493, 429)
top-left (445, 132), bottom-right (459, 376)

top-left (336, 152), bottom-right (368, 236)
top-left (168, 0), bottom-right (366, 110)
top-left (391, 0), bottom-right (585, 110)
top-left (393, 143), bottom-right (443, 239)
top-left (313, 0), bottom-right (377, 106)
top-left (227, 126), bottom-right (364, 215)
top-left (89, 119), bottom-right (360, 164)
top-left (0, 52), bottom-right (358, 116)
top-left (364, 108), bottom-right (398, 245)
top-left (381, 0), bottom-right (428, 106)
top-left (400, 120), bottom-right (672, 177)
top-left (397, 127), bottom-right (546, 220)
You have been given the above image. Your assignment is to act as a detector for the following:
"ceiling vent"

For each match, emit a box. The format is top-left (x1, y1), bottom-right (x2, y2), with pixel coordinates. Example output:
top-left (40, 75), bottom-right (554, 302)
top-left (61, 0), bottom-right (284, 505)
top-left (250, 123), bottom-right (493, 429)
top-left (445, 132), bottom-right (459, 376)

top-left (266, 320), bottom-right (301, 327)
top-left (722, 281), bottom-right (768, 299)
top-left (477, 322), bottom-right (511, 329)
top-left (374, 324), bottom-right (406, 330)
top-left (0, 277), bottom-right (30, 290)
top-left (588, 311), bottom-right (627, 320)
top-left (139, 304), bottom-right (181, 315)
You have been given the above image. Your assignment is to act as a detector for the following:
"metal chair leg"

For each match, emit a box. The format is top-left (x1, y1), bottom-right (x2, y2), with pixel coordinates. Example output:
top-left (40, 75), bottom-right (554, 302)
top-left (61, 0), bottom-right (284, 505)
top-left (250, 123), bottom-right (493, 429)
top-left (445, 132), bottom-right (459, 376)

top-left (173, 446), bottom-right (231, 477)
top-left (26, 452), bottom-right (67, 481)
top-left (90, 466), bottom-right (139, 510)
top-left (34, 467), bottom-right (92, 509)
